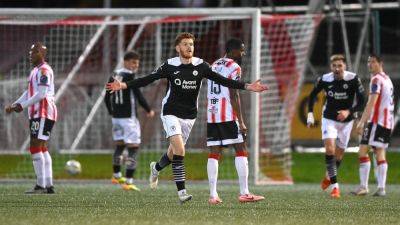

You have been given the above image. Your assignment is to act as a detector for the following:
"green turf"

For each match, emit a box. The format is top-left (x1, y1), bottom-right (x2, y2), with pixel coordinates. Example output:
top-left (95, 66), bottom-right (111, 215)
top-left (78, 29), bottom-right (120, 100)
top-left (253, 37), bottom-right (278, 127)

top-left (1, 152), bottom-right (400, 183)
top-left (0, 182), bottom-right (400, 225)
top-left (291, 152), bottom-right (400, 184)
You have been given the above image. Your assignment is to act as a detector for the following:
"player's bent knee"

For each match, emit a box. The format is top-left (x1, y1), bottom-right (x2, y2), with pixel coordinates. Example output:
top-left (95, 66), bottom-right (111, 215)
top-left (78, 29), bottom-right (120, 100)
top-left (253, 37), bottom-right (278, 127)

top-left (358, 145), bottom-right (369, 157)
top-left (209, 146), bottom-right (222, 154)
top-left (30, 138), bottom-right (43, 147)
top-left (373, 147), bottom-right (386, 161)
top-left (233, 143), bottom-right (247, 152)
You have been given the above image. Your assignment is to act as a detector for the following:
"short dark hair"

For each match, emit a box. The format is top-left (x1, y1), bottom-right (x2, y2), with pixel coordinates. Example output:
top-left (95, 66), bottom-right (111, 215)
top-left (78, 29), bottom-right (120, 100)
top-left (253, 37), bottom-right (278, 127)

top-left (369, 53), bottom-right (382, 63)
top-left (124, 51), bottom-right (140, 61)
top-left (174, 32), bottom-right (195, 46)
top-left (31, 42), bottom-right (48, 55)
top-left (225, 38), bottom-right (244, 53)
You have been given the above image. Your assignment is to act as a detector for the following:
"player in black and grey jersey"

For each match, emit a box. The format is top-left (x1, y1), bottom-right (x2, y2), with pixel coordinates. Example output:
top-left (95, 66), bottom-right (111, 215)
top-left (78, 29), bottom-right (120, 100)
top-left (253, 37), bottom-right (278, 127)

top-left (106, 32), bottom-right (267, 203)
top-left (307, 54), bottom-right (365, 198)
top-left (104, 51), bottom-right (155, 191)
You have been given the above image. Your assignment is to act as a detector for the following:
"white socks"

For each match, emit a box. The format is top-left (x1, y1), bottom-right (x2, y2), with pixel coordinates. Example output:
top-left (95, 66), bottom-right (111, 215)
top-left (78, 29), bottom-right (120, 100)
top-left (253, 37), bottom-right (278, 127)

top-left (113, 172), bottom-right (122, 178)
top-left (207, 151), bottom-right (250, 197)
top-left (359, 156), bottom-right (388, 190)
top-left (331, 183), bottom-right (339, 189)
top-left (32, 152), bottom-right (45, 188)
top-left (235, 156), bottom-right (249, 195)
top-left (126, 178), bottom-right (133, 184)
top-left (377, 161), bottom-right (388, 189)
top-left (359, 157), bottom-right (371, 189)
top-left (207, 158), bottom-right (219, 198)
top-left (43, 151), bottom-right (53, 187)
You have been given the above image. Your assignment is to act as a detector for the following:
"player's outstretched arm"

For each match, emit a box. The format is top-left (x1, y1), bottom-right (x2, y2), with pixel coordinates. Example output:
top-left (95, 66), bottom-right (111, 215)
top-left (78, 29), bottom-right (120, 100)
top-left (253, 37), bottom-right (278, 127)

top-left (205, 67), bottom-right (267, 92)
top-left (244, 79), bottom-right (268, 92)
top-left (106, 79), bottom-right (127, 93)
top-left (106, 69), bottom-right (166, 93)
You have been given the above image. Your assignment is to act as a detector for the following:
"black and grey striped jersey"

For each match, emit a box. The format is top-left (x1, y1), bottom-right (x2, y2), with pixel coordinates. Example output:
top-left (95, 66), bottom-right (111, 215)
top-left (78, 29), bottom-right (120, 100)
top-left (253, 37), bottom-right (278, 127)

top-left (308, 71), bottom-right (365, 122)
top-left (125, 57), bottom-right (246, 119)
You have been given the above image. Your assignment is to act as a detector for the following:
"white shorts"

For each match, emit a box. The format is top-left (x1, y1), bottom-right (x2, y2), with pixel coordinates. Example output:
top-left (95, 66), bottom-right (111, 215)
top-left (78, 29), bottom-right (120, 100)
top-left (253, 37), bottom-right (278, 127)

top-left (161, 115), bottom-right (195, 145)
top-left (111, 117), bottom-right (141, 144)
top-left (321, 118), bottom-right (354, 149)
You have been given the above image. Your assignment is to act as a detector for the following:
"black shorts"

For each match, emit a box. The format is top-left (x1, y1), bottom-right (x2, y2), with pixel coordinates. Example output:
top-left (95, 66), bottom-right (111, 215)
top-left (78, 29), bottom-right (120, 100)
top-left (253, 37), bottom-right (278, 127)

top-left (30, 118), bottom-right (55, 141)
top-left (360, 122), bottom-right (391, 148)
top-left (207, 121), bottom-right (244, 147)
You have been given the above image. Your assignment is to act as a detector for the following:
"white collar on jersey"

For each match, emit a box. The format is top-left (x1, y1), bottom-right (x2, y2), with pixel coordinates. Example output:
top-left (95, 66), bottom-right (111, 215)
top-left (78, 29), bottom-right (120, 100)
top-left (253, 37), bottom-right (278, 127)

top-left (115, 67), bottom-right (134, 74)
top-left (322, 71), bottom-right (356, 82)
top-left (168, 57), bottom-right (203, 66)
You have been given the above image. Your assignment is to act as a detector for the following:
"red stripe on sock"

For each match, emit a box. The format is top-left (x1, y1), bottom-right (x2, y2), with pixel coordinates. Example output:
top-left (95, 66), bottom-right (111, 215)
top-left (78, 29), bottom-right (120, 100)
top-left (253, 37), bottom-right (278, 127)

top-left (359, 157), bottom-right (370, 163)
top-left (208, 153), bottom-right (220, 160)
top-left (29, 147), bottom-right (42, 154)
top-left (377, 160), bottom-right (387, 165)
top-left (41, 147), bottom-right (48, 152)
top-left (235, 150), bottom-right (248, 157)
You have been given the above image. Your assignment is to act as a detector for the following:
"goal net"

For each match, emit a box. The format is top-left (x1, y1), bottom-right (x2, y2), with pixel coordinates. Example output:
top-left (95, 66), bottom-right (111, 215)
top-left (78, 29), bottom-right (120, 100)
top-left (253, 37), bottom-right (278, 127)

top-left (0, 9), bottom-right (321, 184)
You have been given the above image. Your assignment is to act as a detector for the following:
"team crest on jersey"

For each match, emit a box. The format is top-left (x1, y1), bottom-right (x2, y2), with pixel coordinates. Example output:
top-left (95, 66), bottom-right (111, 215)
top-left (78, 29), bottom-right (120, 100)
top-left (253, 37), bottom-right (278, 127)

top-left (343, 84), bottom-right (348, 89)
top-left (39, 75), bottom-right (48, 85)
top-left (192, 70), bottom-right (198, 76)
top-left (208, 106), bottom-right (218, 114)
top-left (170, 126), bottom-right (176, 132)
top-left (328, 91), bottom-right (334, 97)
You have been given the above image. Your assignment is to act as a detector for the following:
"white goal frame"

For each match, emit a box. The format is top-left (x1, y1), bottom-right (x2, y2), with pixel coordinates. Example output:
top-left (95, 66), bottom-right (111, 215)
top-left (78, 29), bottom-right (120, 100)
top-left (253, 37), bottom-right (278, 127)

top-left (0, 8), bottom-right (262, 183)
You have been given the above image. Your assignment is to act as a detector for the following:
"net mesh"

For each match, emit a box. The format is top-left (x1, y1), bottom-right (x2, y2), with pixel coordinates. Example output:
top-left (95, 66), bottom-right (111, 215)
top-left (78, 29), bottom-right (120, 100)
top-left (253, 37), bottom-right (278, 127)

top-left (0, 13), bottom-right (321, 183)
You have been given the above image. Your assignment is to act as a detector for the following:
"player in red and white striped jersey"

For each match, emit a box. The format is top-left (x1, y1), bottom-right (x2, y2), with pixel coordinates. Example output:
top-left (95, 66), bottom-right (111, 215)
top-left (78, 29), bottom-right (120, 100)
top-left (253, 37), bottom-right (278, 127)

top-left (207, 58), bottom-right (241, 123)
top-left (5, 42), bottom-right (57, 194)
top-left (352, 54), bottom-right (394, 197)
top-left (206, 38), bottom-right (264, 204)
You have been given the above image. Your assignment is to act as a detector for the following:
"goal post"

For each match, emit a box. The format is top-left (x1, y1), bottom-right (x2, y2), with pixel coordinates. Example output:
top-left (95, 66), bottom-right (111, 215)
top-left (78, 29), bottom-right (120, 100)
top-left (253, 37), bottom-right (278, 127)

top-left (0, 8), bottom-right (322, 184)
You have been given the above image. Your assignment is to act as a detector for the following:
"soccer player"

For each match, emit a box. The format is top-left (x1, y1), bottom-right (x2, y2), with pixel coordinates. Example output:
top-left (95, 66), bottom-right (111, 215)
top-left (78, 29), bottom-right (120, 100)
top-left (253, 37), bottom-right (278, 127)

top-left (106, 32), bottom-right (267, 203)
top-left (206, 38), bottom-right (264, 204)
top-left (351, 54), bottom-right (394, 197)
top-left (104, 51), bottom-right (155, 191)
top-left (5, 42), bottom-right (57, 194)
top-left (307, 54), bottom-right (365, 198)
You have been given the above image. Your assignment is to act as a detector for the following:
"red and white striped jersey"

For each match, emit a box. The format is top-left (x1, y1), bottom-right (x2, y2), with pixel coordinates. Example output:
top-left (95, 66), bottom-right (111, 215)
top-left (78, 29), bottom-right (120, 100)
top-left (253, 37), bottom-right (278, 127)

top-left (207, 57), bottom-right (241, 123)
top-left (27, 62), bottom-right (57, 121)
top-left (368, 72), bottom-right (394, 129)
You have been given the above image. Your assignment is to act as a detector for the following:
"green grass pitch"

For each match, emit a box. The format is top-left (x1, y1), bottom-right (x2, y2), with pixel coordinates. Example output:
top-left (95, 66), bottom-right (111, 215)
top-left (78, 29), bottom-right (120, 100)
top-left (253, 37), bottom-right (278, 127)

top-left (1, 152), bottom-right (400, 183)
top-left (1, 182), bottom-right (400, 225)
